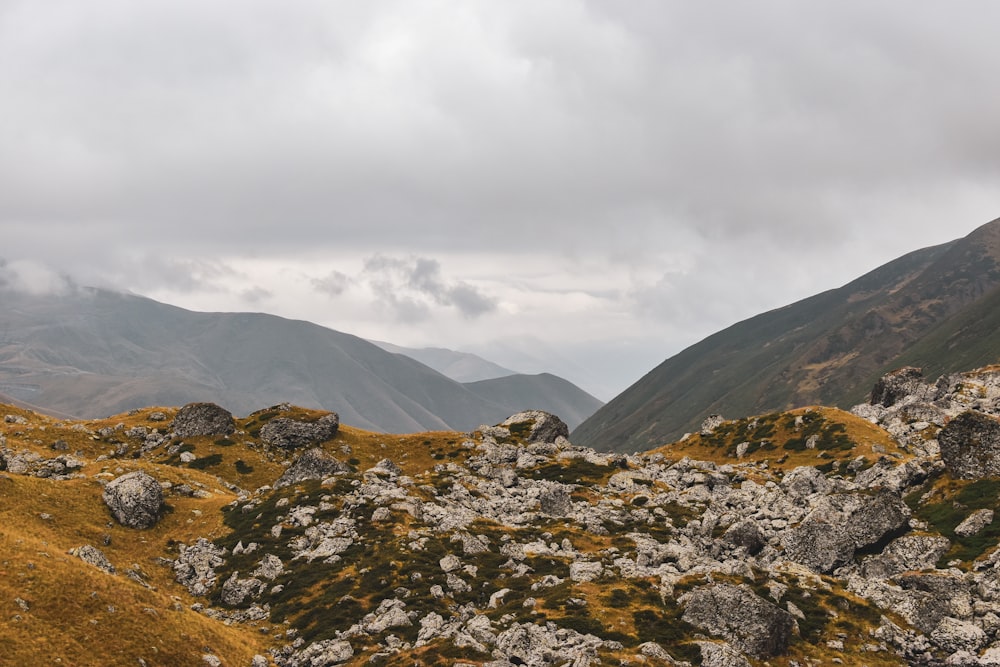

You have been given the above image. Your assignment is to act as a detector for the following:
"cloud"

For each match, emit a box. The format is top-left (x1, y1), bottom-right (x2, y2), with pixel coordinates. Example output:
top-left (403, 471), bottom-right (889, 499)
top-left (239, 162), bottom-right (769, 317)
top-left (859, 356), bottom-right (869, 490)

top-left (361, 254), bottom-right (497, 321)
top-left (0, 258), bottom-right (76, 295)
top-left (2, 2), bottom-right (999, 398)
top-left (311, 270), bottom-right (352, 297)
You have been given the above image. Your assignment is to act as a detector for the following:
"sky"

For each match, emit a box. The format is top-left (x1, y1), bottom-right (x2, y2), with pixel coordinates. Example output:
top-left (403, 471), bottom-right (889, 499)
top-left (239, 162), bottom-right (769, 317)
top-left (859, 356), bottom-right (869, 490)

top-left (2, 1), bottom-right (999, 400)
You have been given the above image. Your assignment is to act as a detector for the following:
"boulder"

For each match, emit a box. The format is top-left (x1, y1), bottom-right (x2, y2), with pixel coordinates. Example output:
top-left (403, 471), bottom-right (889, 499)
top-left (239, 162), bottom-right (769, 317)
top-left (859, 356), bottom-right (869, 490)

top-left (102, 471), bottom-right (164, 529)
top-left (782, 491), bottom-right (910, 573)
top-left (171, 402), bottom-right (235, 438)
top-left (274, 448), bottom-right (349, 489)
top-left (955, 509), bottom-right (995, 537)
top-left (721, 520), bottom-right (766, 555)
top-left (939, 411), bottom-right (1000, 479)
top-left (681, 583), bottom-right (795, 658)
top-left (260, 413), bottom-right (340, 449)
top-left (501, 411), bottom-right (569, 444)
top-left (870, 367), bottom-right (928, 407)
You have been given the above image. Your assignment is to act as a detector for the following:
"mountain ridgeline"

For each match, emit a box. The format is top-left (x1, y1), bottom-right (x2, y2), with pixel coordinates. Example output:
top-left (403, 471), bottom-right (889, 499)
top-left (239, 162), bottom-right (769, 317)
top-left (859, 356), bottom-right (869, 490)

top-left (574, 216), bottom-right (1000, 452)
top-left (0, 289), bottom-right (601, 431)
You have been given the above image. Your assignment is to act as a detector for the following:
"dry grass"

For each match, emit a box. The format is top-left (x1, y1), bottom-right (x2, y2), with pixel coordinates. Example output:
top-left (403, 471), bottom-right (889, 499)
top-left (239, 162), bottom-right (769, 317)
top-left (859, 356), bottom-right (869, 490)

top-left (650, 406), bottom-right (909, 475)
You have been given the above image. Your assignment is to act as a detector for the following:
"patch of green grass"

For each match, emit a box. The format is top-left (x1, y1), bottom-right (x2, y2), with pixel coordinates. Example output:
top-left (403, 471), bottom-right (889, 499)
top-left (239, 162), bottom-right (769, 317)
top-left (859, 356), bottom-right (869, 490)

top-left (523, 459), bottom-right (614, 485)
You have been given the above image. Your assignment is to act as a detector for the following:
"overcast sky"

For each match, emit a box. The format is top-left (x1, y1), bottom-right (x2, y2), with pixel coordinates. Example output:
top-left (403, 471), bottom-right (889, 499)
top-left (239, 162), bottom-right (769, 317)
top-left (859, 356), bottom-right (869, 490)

top-left (2, 1), bottom-right (999, 399)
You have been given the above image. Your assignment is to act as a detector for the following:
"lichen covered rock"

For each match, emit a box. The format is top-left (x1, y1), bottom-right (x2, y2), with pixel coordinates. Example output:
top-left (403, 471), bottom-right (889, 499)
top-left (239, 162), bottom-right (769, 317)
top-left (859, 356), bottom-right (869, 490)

top-left (102, 471), bottom-right (164, 529)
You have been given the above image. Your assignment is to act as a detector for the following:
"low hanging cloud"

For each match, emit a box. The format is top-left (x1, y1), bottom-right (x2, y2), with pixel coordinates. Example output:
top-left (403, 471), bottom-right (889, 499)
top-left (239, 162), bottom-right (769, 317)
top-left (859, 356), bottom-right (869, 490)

top-left (0, 258), bottom-right (76, 295)
top-left (358, 255), bottom-right (497, 322)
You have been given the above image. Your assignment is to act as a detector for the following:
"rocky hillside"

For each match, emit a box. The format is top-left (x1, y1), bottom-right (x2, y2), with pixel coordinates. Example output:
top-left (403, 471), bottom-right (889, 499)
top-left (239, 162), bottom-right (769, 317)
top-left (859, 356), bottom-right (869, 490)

top-left (574, 216), bottom-right (1000, 452)
top-left (6, 365), bottom-right (1000, 665)
top-left (0, 287), bottom-right (600, 430)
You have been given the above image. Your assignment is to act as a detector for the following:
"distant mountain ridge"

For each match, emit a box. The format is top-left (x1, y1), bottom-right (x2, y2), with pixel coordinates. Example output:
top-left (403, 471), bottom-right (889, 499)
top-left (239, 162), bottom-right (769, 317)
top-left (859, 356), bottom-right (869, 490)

top-left (574, 216), bottom-right (1000, 452)
top-left (0, 289), bottom-right (601, 431)
top-left (368, 340), bottom-right (517, 382)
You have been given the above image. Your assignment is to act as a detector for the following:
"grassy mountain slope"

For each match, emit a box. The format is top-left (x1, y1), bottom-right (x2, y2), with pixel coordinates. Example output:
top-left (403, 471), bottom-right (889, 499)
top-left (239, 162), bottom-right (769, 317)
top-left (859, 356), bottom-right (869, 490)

top-left (574, 217), bottom-right (1000, 452)
top-left (0, 289), bottom-right (600, 432)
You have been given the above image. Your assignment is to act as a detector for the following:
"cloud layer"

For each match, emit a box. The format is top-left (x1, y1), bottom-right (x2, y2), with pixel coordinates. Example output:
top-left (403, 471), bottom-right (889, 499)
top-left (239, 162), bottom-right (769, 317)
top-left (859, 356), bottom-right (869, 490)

top-left (2, 1), bottom-right (999, 397)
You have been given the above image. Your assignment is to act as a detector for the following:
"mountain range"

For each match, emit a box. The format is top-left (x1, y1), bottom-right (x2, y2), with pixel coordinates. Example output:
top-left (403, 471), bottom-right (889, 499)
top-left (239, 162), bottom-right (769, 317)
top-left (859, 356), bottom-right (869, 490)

top-left (0, 289), bottom-right (602, 431)
top-left (574, 216), bottom-right (1000, 452)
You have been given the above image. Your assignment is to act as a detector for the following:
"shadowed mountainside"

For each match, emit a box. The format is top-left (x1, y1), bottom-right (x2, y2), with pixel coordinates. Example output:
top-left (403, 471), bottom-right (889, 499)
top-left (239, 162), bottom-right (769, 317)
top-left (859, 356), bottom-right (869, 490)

top-left (574, 216), bottom-right (1000, 452)
top-left (0, 289), bottom-right (601, 430)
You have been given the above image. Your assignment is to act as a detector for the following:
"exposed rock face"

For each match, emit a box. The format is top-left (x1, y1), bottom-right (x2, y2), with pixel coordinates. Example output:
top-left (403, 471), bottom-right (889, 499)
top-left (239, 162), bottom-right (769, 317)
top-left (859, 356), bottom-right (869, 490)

top-left (260, 413), bottom-right (340, 449)
top-left (682, 583), bottom-right (795, 658)
top-left (782, 490), bottom-right (910, 573)
top-left (274, 447), bottom-right (349, 488)
top-left (938, 411), bottom-right (1000, 479)
top-left (171, 402), bottom-right (235, 438)
top-left (870, 367), bottom-right (929, 408)
top-left (102, 471), bottom-right (164, 529)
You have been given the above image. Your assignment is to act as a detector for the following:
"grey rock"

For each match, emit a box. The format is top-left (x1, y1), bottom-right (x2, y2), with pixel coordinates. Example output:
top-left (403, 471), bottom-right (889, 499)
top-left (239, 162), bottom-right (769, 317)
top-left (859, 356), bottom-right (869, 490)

top-left (260, 414), bottom-right (339, 450)
top-left (102, 471), bottom-right (163, 529)
top-left (279, 638), bottom-right (353, 666)
top-left (538, 486), bottom-right (572, 517)
top-left (930, 617), bottom-right (987, 654)
top-left (721, 520), bottom-right (766, 555)
top-left (870, 367), bottom-right (929, 408)
top-left (682, 583), bottom-right (795, 658)
top-left (955, 509), bottom-right (995, 537)
top-left (700, 414), bottom-right (725, 435)
top-left (860, 535), bottom-right (951, 579)
top-left (939, 411), bottom-right (1000, 479)
top-left (174, 538), bottom-right (227, 596)
top-left (171, 402), bottom-right (235, 438)
top-left (500, 411), bottom-right (569, 444)
top-left (274, 448), bottom-right (349, 489)
top-left (695, 641), bottom-right (751, 667)
top-left (70, 545), bottom-right (116, 574)
top-left (369, 458), bottom-right (402, 476)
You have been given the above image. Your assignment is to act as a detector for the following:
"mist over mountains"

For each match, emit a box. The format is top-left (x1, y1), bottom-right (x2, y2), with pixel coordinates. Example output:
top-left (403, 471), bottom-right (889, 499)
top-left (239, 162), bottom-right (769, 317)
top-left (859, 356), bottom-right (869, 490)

top-left (0, 288), bottom-right (601, 431)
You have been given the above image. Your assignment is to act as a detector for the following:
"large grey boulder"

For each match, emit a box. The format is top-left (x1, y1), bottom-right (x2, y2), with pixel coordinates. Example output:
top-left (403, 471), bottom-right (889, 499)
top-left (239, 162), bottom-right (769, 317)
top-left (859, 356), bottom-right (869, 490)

top-left (274, 447), bottom-right (349, 488)
top-left (681, 583), bottom-right (795, 658)
top-left (102, 471), bottom-right (164, 529)
top-left (870, 367), bottom-right (929, 407)
top-left (782, 491), bottom-right (909, 573)
top-left (260, 413), bottom-right (340, 449)
top-left (171, 402), bottom-right (235, 438)
top-left (501, 411), bottom-right (569, 444)
top-left (939, 411), bottom-right (1000, 479)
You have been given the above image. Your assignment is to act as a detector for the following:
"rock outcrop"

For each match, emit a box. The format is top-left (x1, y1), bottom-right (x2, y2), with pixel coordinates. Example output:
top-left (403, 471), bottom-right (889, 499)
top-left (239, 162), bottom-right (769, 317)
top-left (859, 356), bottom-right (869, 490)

top-left (260, 413), bottom-right (340, 449)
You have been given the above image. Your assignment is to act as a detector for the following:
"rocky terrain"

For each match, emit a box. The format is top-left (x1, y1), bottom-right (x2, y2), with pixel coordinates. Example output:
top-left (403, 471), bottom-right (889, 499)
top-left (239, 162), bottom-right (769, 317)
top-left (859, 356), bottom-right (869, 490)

top-left (4, 365), bottom-right (1000, 665)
